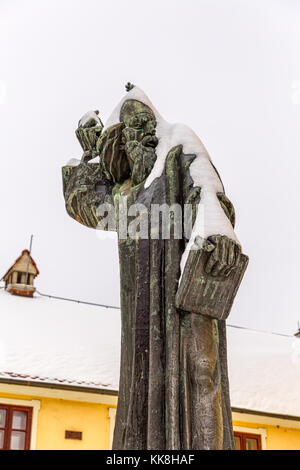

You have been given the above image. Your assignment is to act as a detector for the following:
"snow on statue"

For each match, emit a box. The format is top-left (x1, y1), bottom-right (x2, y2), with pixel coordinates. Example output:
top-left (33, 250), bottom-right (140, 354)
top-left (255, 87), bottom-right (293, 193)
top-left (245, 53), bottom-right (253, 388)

top-left (62, 84), bottom-right (248, 450)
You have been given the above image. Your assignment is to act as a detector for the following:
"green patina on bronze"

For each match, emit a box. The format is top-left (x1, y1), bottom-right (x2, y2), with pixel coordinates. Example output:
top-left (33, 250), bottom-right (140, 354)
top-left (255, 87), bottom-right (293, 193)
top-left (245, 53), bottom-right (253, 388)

top-left (61, 89), bottom-right (248, 450)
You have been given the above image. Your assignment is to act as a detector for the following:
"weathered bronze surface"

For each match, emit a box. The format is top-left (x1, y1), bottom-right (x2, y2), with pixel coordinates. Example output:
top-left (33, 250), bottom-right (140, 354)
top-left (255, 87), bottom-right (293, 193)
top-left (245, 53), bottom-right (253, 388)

top-left (62, 86), bottom-right (248, 450)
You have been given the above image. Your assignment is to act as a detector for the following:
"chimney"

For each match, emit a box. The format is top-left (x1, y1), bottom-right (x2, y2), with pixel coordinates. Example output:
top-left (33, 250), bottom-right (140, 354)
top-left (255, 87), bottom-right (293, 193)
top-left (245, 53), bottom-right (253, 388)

top-left (294, 322), bottom-right (300, 338)
top-left (1, 250), bottom-right (39, 297)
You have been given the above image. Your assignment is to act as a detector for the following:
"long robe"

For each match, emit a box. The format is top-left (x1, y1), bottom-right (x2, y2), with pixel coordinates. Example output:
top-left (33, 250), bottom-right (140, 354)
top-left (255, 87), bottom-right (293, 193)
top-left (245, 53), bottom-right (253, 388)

top-left (63, 145), bottom-right (235, 450)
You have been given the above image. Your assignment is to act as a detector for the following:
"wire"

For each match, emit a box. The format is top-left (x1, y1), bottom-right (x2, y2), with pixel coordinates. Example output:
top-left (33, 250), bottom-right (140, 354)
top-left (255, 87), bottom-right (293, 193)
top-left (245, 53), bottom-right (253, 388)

top-left (36, 290), bottom-right (120, 310)
top-left (0, 285), bottom-right (295, 338)
top-left (36, 289), bottom-right (295, 338)
top-left (227, 323), bottom-right (294, 338)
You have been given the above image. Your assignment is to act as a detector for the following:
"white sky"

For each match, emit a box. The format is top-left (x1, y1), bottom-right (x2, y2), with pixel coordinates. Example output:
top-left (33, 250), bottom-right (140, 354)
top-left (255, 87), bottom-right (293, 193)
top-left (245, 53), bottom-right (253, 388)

top-left (0, 0), bottom-right (299, 334)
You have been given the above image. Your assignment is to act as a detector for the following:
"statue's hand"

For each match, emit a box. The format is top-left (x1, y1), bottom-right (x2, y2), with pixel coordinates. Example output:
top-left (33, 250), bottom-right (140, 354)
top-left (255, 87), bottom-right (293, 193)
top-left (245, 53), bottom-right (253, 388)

top-left (205, 234), bottom-right (241, 277)
top-left (124, 140), bottom-right (140, 167)
top-left (124, 140), bottom-right (157, 186)
top-left (75, 110), bottom-right (103, 161)
top-left (96, 123), bottom-right (130, 184)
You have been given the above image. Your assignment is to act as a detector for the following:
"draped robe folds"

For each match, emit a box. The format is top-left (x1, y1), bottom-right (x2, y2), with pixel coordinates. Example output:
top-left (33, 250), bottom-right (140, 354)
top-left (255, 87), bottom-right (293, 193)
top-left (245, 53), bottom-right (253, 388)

top-left (63, 144), bottom-right (235, 450)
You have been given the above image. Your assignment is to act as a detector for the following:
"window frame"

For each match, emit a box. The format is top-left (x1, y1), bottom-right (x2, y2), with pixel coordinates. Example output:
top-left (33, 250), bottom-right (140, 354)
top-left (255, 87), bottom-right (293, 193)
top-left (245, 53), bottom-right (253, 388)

top-left (0, 404), bottom-right (33, 450)
top-left (233, 425), bottom-right (267, 450)
top-left (234, 431), bottom-right (261, 450)
top-left (0, 399), bottom-right (40, 450)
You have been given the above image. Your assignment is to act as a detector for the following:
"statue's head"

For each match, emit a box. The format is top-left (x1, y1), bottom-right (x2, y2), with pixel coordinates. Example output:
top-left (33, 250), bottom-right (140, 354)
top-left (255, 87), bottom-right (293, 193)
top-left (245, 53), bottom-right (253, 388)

top-left (120, 99), bottom-right (158, 149)
top-left (117, 99), bottom-right (158, 185)
top-left (94, 99), bottom-right (159, 187)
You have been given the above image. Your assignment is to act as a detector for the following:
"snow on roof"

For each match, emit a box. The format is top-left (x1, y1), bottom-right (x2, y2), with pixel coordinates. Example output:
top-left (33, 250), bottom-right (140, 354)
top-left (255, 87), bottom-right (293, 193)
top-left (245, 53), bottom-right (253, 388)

top-left (228, 326), bottom-right (300, 417)
top-left (0, 288), bottom-right (300, 417)
top-left (0, 289), bottom-right (120, 391)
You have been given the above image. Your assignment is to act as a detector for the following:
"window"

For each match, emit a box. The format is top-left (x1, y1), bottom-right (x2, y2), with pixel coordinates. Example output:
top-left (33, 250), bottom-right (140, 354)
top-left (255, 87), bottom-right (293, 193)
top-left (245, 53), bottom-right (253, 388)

top-left (234, 431), bottom-right (262, 450)
top-left (0, 405), bottom-right (32, 450)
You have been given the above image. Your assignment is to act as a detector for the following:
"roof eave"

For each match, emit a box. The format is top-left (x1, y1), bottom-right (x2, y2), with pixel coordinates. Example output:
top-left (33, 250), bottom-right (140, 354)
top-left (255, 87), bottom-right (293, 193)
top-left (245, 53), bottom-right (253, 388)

top-left (0, 376), bottom-right (118, 396)
top-left (232, 406), bottom-right (300, 423)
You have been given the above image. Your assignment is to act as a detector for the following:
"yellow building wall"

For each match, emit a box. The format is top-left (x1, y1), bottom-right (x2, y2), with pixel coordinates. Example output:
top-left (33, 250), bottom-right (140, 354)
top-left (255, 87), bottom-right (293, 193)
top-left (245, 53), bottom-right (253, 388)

top-left (233, 420), bottom-right (300, 450)
top-left (36, 397), bottom-right (111, 450)
top-left (0, 390), bottom-right (115, 450)
top-left (2, 388), bottom-right (300, 450)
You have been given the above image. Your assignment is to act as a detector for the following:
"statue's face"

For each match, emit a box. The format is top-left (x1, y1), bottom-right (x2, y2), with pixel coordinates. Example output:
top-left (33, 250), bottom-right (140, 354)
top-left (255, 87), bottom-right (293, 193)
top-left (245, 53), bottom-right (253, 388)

top-left (119, 99), bottom-right (158, 185)
top-left (125, 112), bottom-right (158, 148)
top-left (120, 100), bottom-right (159, 149)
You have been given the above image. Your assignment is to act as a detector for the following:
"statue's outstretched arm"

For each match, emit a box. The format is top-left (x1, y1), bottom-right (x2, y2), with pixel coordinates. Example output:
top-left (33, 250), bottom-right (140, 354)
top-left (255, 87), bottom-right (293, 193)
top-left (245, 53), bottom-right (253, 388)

top-left (62, 161), bottom-right (114, 229)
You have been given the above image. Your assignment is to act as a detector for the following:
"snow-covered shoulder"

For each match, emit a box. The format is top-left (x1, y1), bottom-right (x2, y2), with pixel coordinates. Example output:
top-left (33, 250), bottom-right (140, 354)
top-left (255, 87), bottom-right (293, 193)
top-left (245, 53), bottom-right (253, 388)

top-left (65, 158), bottom-right (81, 167)
top-left (105, 86), bottom-right (240, 277)
top-left (64, 156), bottom-right (100, 167)
top-left (161, 122), bottom-right (240, 276)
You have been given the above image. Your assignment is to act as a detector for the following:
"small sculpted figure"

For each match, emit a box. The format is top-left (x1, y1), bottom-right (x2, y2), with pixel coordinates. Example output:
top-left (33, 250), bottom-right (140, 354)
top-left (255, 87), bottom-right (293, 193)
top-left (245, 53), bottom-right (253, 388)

top-left (62, 84), bottom-right (248, 450)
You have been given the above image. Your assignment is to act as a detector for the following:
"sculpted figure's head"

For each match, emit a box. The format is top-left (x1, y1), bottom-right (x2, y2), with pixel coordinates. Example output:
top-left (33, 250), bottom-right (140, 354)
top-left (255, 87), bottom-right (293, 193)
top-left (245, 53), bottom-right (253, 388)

top-left (119, 99), bottom-right (158, 186)
top-left (95, 99), bottom-right (158, 186)
top-left (120, 99), bottom-right (158, 150)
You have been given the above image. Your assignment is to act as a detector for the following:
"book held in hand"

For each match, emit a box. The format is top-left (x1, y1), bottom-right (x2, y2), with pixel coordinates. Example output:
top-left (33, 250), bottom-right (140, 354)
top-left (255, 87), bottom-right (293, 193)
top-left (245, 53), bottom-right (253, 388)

top-left (176, 247), bottom-right (249, 321)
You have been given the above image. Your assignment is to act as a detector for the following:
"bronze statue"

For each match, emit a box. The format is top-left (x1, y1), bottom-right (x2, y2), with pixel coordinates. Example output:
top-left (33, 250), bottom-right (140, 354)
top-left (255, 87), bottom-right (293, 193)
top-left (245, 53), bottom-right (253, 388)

top-left (62, 84), bottom-right (248, 450)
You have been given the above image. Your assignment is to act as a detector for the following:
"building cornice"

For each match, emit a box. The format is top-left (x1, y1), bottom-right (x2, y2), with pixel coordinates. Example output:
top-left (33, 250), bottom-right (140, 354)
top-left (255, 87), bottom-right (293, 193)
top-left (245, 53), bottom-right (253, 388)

top-left (0, 377), bottom-right (118, 404)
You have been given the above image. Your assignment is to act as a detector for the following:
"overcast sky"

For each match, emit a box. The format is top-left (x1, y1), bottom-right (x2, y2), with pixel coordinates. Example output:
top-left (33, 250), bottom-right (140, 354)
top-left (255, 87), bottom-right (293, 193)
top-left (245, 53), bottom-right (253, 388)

top-left (0, 0), bottom-right (299, 335)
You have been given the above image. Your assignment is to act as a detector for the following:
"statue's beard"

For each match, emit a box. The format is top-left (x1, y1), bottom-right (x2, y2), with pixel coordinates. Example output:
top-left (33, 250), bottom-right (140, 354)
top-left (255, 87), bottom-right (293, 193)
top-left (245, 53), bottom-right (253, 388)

top-left (125, 137), bottom-right (158, 186)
